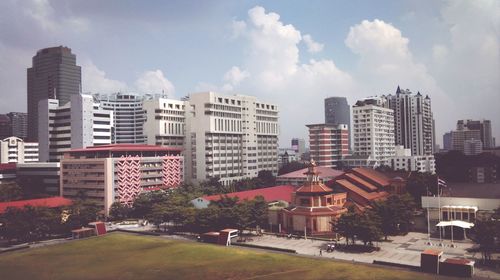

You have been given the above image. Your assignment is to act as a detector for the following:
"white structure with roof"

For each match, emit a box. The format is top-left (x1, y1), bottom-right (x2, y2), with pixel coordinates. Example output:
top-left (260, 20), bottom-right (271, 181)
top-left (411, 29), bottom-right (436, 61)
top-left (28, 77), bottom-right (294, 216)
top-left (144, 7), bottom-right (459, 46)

top-left (0, 137), bottom-right (38, 163)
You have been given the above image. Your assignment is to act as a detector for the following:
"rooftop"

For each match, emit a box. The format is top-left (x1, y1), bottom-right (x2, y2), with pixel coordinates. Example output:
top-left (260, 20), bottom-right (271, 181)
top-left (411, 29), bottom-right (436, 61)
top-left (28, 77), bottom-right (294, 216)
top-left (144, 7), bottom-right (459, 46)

top-left (68, 144), bottom-right (182, 153)
top-left (0, 197), bottom-right (72, 214)
top-left (277, 166), bottom-right (344, 179)
top-left (351, 167), bottom-right (391, 187)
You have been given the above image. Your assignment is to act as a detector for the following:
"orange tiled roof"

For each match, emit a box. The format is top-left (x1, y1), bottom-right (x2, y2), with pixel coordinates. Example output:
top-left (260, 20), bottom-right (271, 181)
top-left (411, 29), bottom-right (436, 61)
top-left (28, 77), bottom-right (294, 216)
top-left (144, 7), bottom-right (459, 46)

top-left (344, 173), bottom-right (378, 191)
top-left (335, 179), bottom-right (389, 202)
top-left (295, 182), bottom-right (333, 194)
top-left (352, 167), bottom-right (390, 187)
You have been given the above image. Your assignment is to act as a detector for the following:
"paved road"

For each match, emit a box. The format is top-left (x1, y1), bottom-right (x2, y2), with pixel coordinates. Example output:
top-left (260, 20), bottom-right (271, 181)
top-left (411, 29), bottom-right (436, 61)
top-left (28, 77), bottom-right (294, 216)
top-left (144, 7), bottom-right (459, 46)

top-left (246, 232), bottom-right (500, 279)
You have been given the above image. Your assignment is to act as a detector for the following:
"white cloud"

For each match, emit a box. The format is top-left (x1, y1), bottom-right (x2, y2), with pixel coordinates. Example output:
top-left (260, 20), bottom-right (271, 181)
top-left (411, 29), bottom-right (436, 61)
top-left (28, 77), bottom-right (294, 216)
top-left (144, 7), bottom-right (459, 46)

top-left (81, 59), bottom-right (128, 93)
top-left (222, 66), bottom-right (250, 91)
top-left (134, 70), bottom-right (175, 96)
top-left (303, 34), bottom-right (324, 53)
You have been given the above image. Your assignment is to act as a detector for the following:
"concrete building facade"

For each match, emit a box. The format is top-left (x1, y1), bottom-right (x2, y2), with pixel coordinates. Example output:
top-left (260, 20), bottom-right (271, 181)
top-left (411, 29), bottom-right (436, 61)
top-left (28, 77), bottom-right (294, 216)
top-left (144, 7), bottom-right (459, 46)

top-left (143, 97), bottom-right (188, 148)
top-left (457, 119), bottom-right (494, 149)
top-left (17, 162), bottom-right (61, 196)
top-left (307, 123), bottom-right (349, 168)
top-left (96, 92), bottom-right (148, 144)
top-left (38, 94), bottom-right (113, 162)
top-left (324, 97), bottom-right (351, 148)
top-left (387, 145), bottom-right (436, 174)
top-left (384, 87), bottom-right (434, 156)
top-left (187, 92), bottom-right (279, 185)
top-left (60, 144), bottom-right (183, 215)
top-left (0, 137), bottom-right (39, 164)
top-left (352, 97), bottom-right (395, 166)
top-left (27, 46), bottom-right (81, 141)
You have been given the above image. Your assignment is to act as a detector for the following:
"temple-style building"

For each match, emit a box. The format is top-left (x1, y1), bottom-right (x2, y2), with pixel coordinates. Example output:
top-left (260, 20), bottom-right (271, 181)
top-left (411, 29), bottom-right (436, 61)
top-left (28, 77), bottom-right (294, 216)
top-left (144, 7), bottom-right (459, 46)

top-left (280, 160), bottom-right (347, 235)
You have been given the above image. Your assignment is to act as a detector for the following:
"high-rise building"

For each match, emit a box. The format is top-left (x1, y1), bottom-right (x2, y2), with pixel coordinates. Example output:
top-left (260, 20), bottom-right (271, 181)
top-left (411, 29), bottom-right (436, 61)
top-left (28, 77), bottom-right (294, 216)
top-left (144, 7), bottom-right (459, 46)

top-left (0, 115), bottom-right (10, 139)
top-left (443, 131), bottom-right (452, 151)
top-left (38, 94), bottom-right (113, 162)
top-left (307, 124), bottom-right (348, 168)
top-left (7, 112), bottom-right (28, 140)
top-left (186, 92), bottom-right (279, 185)
top-left (96, 92), bottom-right (148, 144)
top-left (325, 97), bottom-right (350, 148)
top-left (383, 86), bottom-right (434, 156)
top-left (451, 129), bottom-right (481, 153)
top-left (352, 97), bottom-right (395, 166)
top-left (0, 137), bottom-right (39, 164)
top-left (143, 97), bottom-right (188, 148)
top-left (456, 119), bottom-right (494, 149)
top-left (27, 46), bottom-right (81, 141)
top-left (291, 138), bottom-right (306, 158)
top-left (464, 139), bottom-right (483, 156)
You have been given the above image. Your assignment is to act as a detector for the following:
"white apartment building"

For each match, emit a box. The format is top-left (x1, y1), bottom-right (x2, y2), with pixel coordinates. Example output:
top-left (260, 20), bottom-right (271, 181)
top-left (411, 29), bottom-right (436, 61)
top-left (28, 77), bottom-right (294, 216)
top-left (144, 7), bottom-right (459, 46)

top-left (143, 98), bottom-right (189, 148)
top-left (384, 87), bottom-right (434, 156)
top-left (187, 92), bottom-right (279, 185)
top-left (387, 145), bottom-right (436, 173)
top-left (353, 97), bottom-right (395, 166)
top-left (38, 94), bottom-right (113, 162)
top-left (0, 137), bottom-right (39, 163)
top-left (96, 92), bottom-right (148, 144)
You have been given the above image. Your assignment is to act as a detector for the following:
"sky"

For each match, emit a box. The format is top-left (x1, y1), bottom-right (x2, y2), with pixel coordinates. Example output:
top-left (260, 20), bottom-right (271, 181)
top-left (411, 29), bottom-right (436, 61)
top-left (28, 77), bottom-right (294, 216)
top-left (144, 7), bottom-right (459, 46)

top-left (0, 0), bottom-right (499, 147)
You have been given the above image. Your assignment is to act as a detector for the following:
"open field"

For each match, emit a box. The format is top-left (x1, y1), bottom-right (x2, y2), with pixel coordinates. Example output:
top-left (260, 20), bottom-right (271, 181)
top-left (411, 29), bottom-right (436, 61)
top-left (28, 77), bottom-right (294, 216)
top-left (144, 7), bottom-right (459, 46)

top-left (0, 233), bottom-right (454, 280)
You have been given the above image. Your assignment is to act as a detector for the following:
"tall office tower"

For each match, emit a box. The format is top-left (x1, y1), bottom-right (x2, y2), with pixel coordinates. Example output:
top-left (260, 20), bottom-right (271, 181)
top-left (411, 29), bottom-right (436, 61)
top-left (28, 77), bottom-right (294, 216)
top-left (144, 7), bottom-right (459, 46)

top-left (384, 86), bottom-right (434, 156)
top-left (291, 138), bottom-right (306, 158)
top-left (443, 131), bottom-right (452, 151)
top-left (27, 46), bottom-right (81, 141)
top-left (0, 115), bottom-right (10, 139)
top-left (143, 97), bottom-right (189, 148)
top-left (96, 93), bottom-right (148, 144)
top-left (457, 119), bottom-right (494, 149)
top-left (307, 124), bottom-right (348, 168)
top-left (7, 112), bottom-right (28, 140)
top-left (38, 94), bottom-right (113, 162)
top-left (325, 97), bottom-right (351, 148)
top-left (187, 92), bottom-right (279, 185)
top-left (352, 97), bottom-right (395, 166)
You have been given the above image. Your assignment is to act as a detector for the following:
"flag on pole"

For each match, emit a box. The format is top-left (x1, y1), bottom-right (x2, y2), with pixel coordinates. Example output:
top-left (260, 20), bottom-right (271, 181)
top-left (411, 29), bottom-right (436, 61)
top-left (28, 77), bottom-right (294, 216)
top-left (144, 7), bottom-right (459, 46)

top-left (437, 177), bottom-right (447, 188)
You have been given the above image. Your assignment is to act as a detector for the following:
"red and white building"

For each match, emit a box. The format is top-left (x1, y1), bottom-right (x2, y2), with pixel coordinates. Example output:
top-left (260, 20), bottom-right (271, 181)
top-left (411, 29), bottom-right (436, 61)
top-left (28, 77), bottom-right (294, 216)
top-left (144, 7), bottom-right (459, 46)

top-left (60, 144), bottom-right (183, 215)
top-left (307, 123), bottom-right (349, 168)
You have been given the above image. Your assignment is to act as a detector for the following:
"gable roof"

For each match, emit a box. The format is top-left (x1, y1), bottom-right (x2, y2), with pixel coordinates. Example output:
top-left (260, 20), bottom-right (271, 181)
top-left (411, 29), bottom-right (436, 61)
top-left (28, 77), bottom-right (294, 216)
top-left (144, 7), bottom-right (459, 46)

top-left (351, 167), bottom-right (391, 187)
top-left (0, 197), bottom-right (72, 214)
top-left (295, 182), bottom-right (333, 194)
top-left (278, 166), bottom-right (344, 179)
top-left (203, 185), bottom-right (296, 203)
top-left (335, 179), bottom-right (389, 206)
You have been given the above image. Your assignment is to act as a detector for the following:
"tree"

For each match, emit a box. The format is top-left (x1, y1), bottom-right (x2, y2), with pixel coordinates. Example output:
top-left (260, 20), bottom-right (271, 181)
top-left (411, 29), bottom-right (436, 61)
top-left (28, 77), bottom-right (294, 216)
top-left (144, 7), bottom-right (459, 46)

top-left (0, 181), bottom-right (23, 202)
top-left (194, 206), bottom-right (220, 233)
top-left (131, 191), bottom-right (169, 219)
top-left (148, 203), bottom-right (170, 231)
top-left (373, 194), bottom-right (416, 239)
top-left (65, 199), bottom-right (101, 230)
top-left (334, 207), bottom-right (359, 245)
top-left (472, 220), bottom-right (497, 262)
top-left (357, 210), bottom-right (382, 246)
top-left (247, 196), bottom-right (268, 229)
top-left (109, 202), bottom-right (132, 221)
top-left (278, 161), bottom-right (306, 175)
top-left (257, 170), bottom-right (276, 187)
top-left (1, 206), bottom-right (61, 243)
top-left (406, 172), bottom-right (437, 205)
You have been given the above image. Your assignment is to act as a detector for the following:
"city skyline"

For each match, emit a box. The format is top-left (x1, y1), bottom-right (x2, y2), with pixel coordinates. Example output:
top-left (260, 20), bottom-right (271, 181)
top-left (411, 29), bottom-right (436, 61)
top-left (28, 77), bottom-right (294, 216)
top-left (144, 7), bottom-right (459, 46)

top-left (0, 1), bottom-right (498, 146)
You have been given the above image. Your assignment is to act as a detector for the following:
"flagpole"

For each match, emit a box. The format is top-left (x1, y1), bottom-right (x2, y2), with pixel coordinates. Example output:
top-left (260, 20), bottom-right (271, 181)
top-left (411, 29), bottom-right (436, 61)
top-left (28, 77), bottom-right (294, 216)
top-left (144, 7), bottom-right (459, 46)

top-left (437, 177), bottom-right (442, 246)
top-left (426, 186), bottom-right (431, 245)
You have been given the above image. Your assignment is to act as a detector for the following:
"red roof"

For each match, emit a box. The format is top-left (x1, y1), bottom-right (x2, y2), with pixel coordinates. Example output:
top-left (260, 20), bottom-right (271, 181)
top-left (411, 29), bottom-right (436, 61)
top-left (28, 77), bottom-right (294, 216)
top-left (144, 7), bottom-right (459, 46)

top-left (0, 197), bottom-right (73, 214)
top-left (422, 249), bottom-right (443, 256)
top-left (278, 167), bottom-right (344, 179)
top-left (352, 167), bottom-right (390, 187)
top-left (203, 185), bottom-right (296, 203)
top-left (335, 179), bottom-right (389, 206)
top-left (443, 258), bottom-right (473, 265)
top-left (0, 163), bottom-right (16, 171)
top-left (68, 144), bottom-right (182, 153)
top-left (295, 182), bottom-right (333, 194)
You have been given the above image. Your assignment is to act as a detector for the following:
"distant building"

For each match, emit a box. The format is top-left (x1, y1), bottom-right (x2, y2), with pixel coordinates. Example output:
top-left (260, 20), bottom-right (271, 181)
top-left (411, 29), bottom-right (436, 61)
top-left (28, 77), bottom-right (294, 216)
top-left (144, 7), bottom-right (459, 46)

top-left (186, 92), bottom-right (279, 185)
top-left (17, 162), bottom-right (61, 195)
top-left (451, 129), bottom-right (481, 153)
top-left (457, 119), bottom-right (494, 149)
top-left (7, 112), bottom-right (28, 140)
top-left (341, 154), bottom-right (377, 169)
top-left (463, 139), bottom-right (483, 156)
top-left (387, 145), bottom-right (436, 174)
top-left (0, 137), bottom-right (38, 164)
top-left (38, 94), bottom-right (113, 162)
top-left (96, 92), bottom-right (148, 144)
top-left (143, 97), bottom-right (188, 148)
top-left (307, 123), bottom-right (349, 168)
top-left (278, 148), bottom-right (298, 168)
top-left (443, 132), bottom-right (452, 151)
top-left (60, 144), bottom-right (183, 215)
top-left (384, 87), bottom-right (434, 156)
top-left (291, 138), bottom-right (306, 158)
top-left (324, 97), bottom-right (350, 148)
top-left (352, 97), bottom-right (395, 166)
top-left (468, 166), bottom-right (496, 183)
top-left (27, 46), bottom-right (81, 141)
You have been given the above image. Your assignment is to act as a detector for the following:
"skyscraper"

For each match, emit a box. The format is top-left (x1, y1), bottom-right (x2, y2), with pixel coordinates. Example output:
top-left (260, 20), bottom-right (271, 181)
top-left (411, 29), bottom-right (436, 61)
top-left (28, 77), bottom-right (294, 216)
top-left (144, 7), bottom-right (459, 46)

top-left (352, 97), bottom-right (395, 166)
top-left (443, 131), bottom-right (452, 151)
top-left (384, 86), bottom-right (434, 156)
top-left (27, 46), bottom-right (81, 141)
top-left (324, 97), bottom-right (350, 148)
top-left (456, 119), bottom-right (494, 149)
top-left (7, 112), bottom-right (28, 140)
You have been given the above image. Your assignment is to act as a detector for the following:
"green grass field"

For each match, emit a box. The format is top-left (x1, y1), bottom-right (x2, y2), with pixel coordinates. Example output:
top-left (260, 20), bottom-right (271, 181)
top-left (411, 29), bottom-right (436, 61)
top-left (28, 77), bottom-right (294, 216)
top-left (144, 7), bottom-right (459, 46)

top-left (0, 233), bottom-right (449, 280)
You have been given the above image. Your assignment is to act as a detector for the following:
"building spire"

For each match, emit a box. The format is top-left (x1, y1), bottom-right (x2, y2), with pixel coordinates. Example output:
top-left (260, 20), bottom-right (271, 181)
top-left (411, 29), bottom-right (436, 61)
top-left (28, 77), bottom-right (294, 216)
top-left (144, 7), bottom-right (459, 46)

top-left (396, 85), bottom-right (401, 94)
